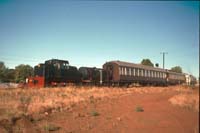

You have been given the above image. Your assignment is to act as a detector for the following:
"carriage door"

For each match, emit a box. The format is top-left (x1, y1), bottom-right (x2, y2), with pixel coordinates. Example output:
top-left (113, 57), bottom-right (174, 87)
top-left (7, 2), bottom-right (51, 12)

top-left (107, 65), bottom-right (113, 81)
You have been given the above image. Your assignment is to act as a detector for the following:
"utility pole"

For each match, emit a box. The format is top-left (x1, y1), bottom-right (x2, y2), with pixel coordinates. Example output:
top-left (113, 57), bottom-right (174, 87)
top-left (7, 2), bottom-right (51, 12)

top-left (160, 52), bottom-right (168, 69)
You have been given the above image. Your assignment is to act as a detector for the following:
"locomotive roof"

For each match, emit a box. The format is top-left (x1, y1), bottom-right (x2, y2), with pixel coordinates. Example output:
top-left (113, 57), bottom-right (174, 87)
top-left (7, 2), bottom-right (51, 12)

top-left (105, 60), bottom-right (166, 72)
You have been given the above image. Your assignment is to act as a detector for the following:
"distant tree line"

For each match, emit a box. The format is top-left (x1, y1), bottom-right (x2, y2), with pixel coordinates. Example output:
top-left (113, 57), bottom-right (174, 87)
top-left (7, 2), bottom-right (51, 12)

top-left (140, 59), bottom-right (182, 73)
top-left (0, 61), bottom-right (33, 83)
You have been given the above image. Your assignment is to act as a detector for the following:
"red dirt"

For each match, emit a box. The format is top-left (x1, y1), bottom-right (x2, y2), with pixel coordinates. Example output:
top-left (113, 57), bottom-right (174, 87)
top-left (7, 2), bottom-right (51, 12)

top-left (0, 86), bottom-right (199, 133)
top-left (36, 88), bottom-right (199, 133)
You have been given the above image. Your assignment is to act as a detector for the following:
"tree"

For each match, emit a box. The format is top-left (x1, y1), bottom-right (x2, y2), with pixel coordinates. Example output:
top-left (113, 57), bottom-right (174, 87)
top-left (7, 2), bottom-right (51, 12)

top-left (4, 69), bottom-right (15, 82)
top-left (0, 61), bottom-right (6, 82)
top-left (141, 59), bottom-right (154, 67)
top-left (170, 66), bottom-right (182, 73)
top-left (15, 64), bottom-right (33, 83)
top-left (155, 63), bottom-right (159, 67)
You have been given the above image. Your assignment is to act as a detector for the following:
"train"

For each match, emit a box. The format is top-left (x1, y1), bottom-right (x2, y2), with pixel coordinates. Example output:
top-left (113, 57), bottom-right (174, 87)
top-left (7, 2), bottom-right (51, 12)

top-left (26, 59), bottom-right (197, 88)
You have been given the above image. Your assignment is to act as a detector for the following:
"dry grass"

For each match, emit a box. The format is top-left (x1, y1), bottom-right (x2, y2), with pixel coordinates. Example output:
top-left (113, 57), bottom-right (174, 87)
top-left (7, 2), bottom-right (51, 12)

top-left (0, 86), bottom-right (134, 117)
top-left (0, 85), bottom-right (198, 120)
top-left (169, 85), bottom-right (199, 112)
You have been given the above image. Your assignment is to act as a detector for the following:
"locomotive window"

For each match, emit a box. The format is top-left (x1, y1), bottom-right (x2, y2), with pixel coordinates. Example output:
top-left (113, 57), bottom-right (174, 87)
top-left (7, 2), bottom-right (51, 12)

top-left (57, 63), bottom-right (60, 69)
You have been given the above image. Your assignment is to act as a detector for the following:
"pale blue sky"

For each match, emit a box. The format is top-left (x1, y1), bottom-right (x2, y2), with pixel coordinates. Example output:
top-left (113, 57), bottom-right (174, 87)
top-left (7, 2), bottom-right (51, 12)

top-left (0, 1), bottom-right (199, 77)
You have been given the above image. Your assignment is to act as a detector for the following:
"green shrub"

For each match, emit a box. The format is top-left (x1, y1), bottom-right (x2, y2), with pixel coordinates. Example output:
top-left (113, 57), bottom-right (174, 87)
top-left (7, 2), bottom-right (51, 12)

top-left (91, 111), bottom-right (99, 116)
top-left (135, 106), bottom-right (144, 112)
top-left (44, 124), bottom-right (60, 131)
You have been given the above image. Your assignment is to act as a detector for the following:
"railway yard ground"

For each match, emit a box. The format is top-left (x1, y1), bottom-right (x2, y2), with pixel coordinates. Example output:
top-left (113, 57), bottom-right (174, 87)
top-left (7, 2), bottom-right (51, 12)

top-left (0, 85), bottom-right (199, 133)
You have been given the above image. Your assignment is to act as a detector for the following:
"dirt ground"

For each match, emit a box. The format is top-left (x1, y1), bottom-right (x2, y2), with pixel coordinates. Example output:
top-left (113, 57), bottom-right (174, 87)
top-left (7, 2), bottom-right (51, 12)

top-left (0, 85), bottom-right (199, 133)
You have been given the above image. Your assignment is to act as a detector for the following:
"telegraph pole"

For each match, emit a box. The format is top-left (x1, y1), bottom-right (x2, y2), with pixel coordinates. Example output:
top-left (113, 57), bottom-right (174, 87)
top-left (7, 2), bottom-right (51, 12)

top-left (160, 52), bottom-right (168, 69)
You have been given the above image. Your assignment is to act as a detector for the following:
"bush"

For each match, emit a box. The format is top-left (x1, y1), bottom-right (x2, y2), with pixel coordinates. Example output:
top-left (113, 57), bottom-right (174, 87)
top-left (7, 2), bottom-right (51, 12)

top-left (135, 106), bottom-right (144, 112)
top-left (90, 110), bottom-right (99, 116)
top-left (44, 124), bottom-right (60, 131)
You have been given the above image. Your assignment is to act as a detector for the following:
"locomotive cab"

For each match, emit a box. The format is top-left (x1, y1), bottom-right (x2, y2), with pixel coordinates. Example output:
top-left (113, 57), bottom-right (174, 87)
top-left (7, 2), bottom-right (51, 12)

top-left (45, 59), bottom-right (81, 86)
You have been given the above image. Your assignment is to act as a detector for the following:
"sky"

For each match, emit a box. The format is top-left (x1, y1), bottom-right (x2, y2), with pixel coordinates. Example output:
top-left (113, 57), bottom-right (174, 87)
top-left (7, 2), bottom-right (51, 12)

top-left (0, 1), bottom-right (199, 78)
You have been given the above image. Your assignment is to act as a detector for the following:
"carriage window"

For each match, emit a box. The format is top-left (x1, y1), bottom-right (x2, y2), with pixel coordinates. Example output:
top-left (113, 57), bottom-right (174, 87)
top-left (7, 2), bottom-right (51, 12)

top-left (135, 68), bottom-right (137, 76)
top-left (138, 69), bottom-right (140, 76)
top-left (124, 67), bottom-right (127, 75)
top-left (129, 68), bottom-right (131, 76)
top-left (127, 68), bottom-right (129, 76)
top-left (119, 67), bottom-right (121, 75)
top-left (141, 69), bottom-right (143, 77)
top-left (130, 68), bottom-right (133, 76)
top-left (133, 68), bottom-right (135, 76)
top-left (139, 69), bottom-right (141, 77)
